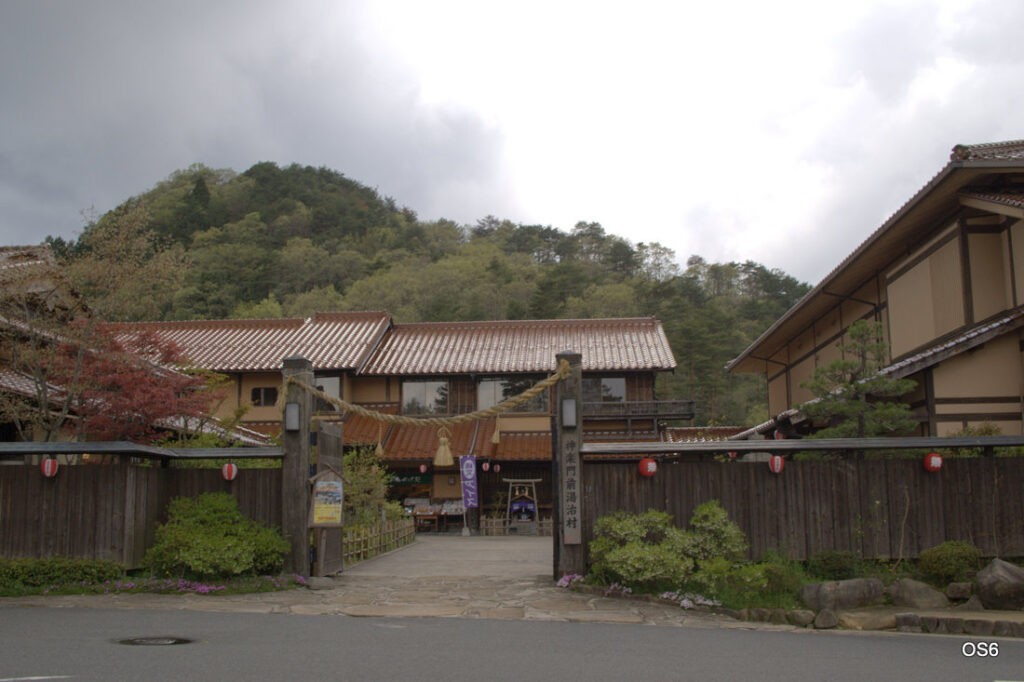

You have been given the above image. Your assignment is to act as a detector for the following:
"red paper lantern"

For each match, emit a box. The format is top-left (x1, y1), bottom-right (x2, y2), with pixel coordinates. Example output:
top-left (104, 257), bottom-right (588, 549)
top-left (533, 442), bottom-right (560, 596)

top-left (727, 451), bottom-right (738, 460)
top-left (773, 430), bottom-right (786, 440)
top-left (481, 461), bottom-right (490, 472)
top-left (40, 458), bottom-right (59, 478)
top-left (419, 464), bottom-right (428, 474)
top-left (768, 455), bottom-right (784, 474)
top-left (639, 457), bottom-right (658, 477)
top-left (923, 453), bottom-right (943, 472)
top-left (493, 464), bottom-right (501, 473)
top-left (221, 462), bottom-right (238, 481)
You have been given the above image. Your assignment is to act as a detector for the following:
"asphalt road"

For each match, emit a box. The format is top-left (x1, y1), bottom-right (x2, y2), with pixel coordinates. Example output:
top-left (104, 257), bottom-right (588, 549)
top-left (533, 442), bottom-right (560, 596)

top-left (2, 606), bottom-right (1022, 682)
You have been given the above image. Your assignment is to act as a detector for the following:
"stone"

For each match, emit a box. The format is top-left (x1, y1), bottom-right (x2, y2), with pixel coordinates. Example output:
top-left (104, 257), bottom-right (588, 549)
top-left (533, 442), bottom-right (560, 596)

top-left (718, 608), bottom-right (745, 621)
top-left (748, 607), bottom-right (771, 622)
top-left (921, 616), bottom-right (946, 634)
top-left (1011, 621), bottom-right (1024, 638)
top-left (800, 579), bottom-right (885, 611)
top-left (992, 621), bottom-right (1015, 637)
top-left (942, 617), bottom-right (964, 634)
top-left (837, 611), bottom-right (897, 631)
top-left (305, 577), bottom-right (336, 591)
top-left (963, 619), bottom-right (995, 636)
top-left (813, 609), bottom-right (838, 629)
top-left (895, 612), bottom-right (922, 633)
top-left (945, 582), bottom-right (973, 600)
top-left (886, 579), bottom-right (950, 609)
top-left (786, 609), bottom-right (816, 627)
top-left (769, 608), bottom-right (789, 625)
top-left (955, 595), bottom-right (985, 611)
top-left (976, 558), bottom-right (1024, 610)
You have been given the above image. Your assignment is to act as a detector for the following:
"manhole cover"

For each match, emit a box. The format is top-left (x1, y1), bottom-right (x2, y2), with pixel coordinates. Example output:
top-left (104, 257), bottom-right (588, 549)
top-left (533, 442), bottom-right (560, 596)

top-left (117, 637), bottom-right (193, 646)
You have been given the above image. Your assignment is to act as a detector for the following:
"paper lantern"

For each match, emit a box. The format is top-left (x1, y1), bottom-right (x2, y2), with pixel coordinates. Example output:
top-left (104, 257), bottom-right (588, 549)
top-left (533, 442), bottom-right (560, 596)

top-left (768, 455), bottom-right (784, 474)
top-left (923, 453), bottom-right (943, 472)
top-left (40, 458), bottom-right (59, 478)
top-left (727, 451), bottom-right (738, 460)
top-left (493, 464), bottom-right (501, 473)
top-left (481, 461), bottom-right (490, 472)
top-left (221, 462), bottom-right (238, 481)
top-left (773, 430), bottom-right (786, 440)
top-left (639, 458), bottom-right (657, 477)
top-left (419, 464), bottom-right (428, 474)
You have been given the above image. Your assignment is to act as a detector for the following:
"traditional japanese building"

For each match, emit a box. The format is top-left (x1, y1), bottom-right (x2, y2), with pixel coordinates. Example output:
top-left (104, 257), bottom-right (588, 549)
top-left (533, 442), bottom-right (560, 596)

top-left (727, 139), bottom-right (1024, 438)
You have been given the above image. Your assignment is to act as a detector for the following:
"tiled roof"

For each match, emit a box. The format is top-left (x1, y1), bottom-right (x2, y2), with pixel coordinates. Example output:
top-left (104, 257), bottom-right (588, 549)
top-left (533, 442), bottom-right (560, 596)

top-left (951, 140), bottom-right (1024, 161)
top-left (495, 431), bottom-right (551, 461)
top-left (108, 311), bottom-right (392, 372)
top-left (0, 368), bottom-right (65, 401)
top-left (959, 190), bottom-right (1024, 210)
top-left (361, 317), bottom-right (676, 375)
top-left (377, 419), bottom-right (496, 461)
top-left (663, 426), bottom-right (746, 442)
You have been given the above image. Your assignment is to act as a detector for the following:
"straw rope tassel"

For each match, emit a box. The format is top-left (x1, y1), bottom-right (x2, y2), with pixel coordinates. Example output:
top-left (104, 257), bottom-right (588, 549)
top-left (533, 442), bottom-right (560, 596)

top-left (491, 415), bottom-right (501, 444)
top-left (375, 422), bottom-right (385, 458)
top-left (434, 426), bottom-right (454, 467)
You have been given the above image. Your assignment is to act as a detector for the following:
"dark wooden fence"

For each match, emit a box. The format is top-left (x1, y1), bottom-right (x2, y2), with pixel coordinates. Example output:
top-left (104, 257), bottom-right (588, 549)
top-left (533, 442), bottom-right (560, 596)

top-left (582, 458), bottom-right (1024, 560)
top-left (0, 460), bottom-right (282, 569)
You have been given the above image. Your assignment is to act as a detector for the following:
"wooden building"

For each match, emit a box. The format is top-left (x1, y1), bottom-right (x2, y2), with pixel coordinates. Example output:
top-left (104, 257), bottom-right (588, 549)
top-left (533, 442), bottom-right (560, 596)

top-left (727, 139), bottom-right (1024, 437)
top-left (112, 314), bottom-right (692, 517)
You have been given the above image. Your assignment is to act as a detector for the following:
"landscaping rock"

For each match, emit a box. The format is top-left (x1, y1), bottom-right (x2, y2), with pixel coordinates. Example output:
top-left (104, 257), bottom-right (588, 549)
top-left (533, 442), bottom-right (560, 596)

top-left (887, 579), bottom-right (950, 609)
top-left (895, 613), bottom-right (921, 633)
top-left (769, 608), bottom-right (789, 625)
top-left (306, 577), bottom-right (336, 591)
top-left (814, 609), bottom-right (838, 629)
top-left (786, 609), bottom-right (816, 627)
top-left (993, 621), bottom-right (1015, 637)
top-left (945, 582), bottom-right (973, 600)
top-left (837, 611), bottom-right (897, 631)
top-left (748, 607), bottom-right (771, 622)
top-left (921, 616), bottom-right (945, 634)
top-left (976, 558), bottom-right (1024, 610)
top-left (963, 619), bottom-right (995, 636)
top-left (955, 595), bottom-right (985, 611)
top-left (942, 617), bottom-right (964, 634)
top-left (800, 578), bottom-right (885, 611)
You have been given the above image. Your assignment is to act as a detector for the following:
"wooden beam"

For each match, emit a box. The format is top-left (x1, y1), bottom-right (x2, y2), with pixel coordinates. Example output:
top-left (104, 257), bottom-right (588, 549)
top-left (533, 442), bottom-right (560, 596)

top-left (282, 356), bottom-right (313, 577)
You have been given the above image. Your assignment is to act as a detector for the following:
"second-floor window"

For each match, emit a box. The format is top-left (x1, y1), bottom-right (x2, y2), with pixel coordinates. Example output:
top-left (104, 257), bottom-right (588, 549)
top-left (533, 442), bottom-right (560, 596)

top-left (250, 386), bottom-right (278, 407)
top-left (477, 378), bottom-right (549, 413)
top-left (583, 377), bottom-right (626, 403)
top-left (402, 380), bottom-right (448, 414)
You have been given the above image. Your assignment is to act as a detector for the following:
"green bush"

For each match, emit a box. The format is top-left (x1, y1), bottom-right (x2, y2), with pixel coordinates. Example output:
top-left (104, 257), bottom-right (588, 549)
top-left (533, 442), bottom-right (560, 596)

top-left (686, 550), bottom-right (808, 609)
top-left (681, 500), bottom-right (747, 561)
top-left (142, 493), bottom-right (290, 579)
top-left (917, 541), bottom-right (982, 585)
top-left (0, 557), bottom-right (125, 595)
top-left (806, 550), bottom-right (864, 581)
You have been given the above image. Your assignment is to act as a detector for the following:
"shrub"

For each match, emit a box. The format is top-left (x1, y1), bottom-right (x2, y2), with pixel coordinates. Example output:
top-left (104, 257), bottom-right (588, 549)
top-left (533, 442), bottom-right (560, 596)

top-left (917, 541), bottom-right (983, 585)
top-left (142, 493), bottom-right (289, 579)
top-left (681, 500), bottom-right (747, 561)
top-left (0, 558), bottom-right (125, 596)
top-left (589, 510), bottom-right (695, 591)
top-left (806, 550), bottom-right (863, 581)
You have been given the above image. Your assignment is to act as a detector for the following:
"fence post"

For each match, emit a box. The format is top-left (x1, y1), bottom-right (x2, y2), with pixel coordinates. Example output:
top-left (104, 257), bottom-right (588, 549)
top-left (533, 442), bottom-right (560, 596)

top-left (282, 356), bottom-right (313, 576)
top-left (554, 351), bottom-right (584, 579)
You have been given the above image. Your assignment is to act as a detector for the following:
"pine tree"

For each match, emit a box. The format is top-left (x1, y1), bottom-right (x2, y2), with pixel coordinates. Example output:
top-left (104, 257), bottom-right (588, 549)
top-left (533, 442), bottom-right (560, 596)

top-left (800, 320), bottom-right (917, 438)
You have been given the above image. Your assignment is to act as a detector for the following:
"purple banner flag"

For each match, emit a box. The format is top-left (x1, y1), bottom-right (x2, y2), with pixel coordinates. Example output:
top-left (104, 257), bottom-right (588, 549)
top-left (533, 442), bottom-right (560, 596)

top-left (459, 455), bottom-right (479, 509)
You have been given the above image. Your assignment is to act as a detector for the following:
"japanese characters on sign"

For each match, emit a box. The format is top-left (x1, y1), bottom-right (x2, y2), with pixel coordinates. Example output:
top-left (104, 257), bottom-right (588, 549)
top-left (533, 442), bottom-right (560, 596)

top-left (460, 455), bottom-right (479, 509)
top-left (311, 477), bottom-right (344, 527)
top-left (561, 434), bottom-right (581, 545)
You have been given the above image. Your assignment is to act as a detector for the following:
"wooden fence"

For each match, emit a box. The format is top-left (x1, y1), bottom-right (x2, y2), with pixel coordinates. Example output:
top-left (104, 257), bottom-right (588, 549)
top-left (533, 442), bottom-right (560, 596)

top-left (0, 462), bottom-right (283, 568)
top-left (582, 458), bottom-right (1024, 560)
top-left (342, 518), bottom-right (416, 566)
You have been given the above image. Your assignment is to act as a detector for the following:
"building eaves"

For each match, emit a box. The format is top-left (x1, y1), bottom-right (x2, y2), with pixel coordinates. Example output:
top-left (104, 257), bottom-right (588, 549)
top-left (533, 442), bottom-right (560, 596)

top-left (726, 139), bottom-right (1024, 374)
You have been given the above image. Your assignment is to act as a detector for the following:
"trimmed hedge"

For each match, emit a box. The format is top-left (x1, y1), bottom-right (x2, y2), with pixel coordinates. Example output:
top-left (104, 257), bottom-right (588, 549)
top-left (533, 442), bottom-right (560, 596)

top-left (0, 557), bottom-right (125, 596)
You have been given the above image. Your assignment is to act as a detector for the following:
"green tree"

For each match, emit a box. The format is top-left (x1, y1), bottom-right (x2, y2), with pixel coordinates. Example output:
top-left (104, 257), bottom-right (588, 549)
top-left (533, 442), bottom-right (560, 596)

top-left (800, 320), bottom-right (917, 438)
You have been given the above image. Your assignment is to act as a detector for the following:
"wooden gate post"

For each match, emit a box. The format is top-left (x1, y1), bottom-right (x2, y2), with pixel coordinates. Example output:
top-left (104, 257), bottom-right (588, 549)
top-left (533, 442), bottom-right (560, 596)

top-left (282, 356), bottom-right (313, 576)
top-left (554, 351), bottom-right (584, 579)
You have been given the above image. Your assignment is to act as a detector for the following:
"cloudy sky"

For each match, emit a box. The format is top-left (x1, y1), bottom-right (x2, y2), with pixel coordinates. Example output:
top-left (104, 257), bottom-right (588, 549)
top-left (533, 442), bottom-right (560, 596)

top-left (1, 0), bottom-right (1022, 283)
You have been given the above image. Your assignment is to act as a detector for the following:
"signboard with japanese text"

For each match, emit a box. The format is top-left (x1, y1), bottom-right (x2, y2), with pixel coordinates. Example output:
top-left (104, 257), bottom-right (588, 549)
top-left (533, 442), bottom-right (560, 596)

top-left (560, 434), bottom-right (581, 544)
top-left (459, 455), bottom-right (479, 509)
top-left (309, 470), bottom-right (344, 528)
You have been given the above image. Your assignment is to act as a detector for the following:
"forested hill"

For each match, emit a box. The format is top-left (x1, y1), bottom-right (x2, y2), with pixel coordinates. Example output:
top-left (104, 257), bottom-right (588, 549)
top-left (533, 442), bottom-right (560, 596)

top-left (48, 161), bottom-right (811, 426)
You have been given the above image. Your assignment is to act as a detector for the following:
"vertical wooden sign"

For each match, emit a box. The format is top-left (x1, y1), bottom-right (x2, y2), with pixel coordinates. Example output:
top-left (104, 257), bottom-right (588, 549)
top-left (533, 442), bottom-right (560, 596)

top-left (555, 351), bottom-right (584, 577)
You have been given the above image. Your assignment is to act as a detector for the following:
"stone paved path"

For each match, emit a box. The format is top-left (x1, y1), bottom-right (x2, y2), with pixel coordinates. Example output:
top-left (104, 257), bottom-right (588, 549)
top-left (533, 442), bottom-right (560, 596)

top-left (0, 535), bottom-right (767, 630)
